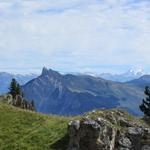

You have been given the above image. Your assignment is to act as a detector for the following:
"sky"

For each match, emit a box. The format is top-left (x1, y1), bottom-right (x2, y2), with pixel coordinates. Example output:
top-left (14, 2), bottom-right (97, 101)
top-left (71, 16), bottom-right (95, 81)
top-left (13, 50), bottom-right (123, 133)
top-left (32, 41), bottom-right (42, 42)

top-left (0, 0), bottom-right (150, 74)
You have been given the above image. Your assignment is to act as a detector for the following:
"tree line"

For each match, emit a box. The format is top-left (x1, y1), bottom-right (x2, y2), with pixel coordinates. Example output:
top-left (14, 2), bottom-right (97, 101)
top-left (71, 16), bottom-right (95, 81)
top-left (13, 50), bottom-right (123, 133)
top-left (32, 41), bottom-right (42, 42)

top-left (8, 78), bottom-right (35, 111)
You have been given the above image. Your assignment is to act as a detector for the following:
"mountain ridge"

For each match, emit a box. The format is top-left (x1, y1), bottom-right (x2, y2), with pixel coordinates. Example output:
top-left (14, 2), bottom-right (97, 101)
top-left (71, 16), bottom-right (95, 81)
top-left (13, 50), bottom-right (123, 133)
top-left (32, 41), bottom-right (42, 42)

top-left (22, 68), bottom-right (148, 116)
top-left (0, 72), bottom-right (38, 94)
top-left (99, 68), bottom-right (144, 82)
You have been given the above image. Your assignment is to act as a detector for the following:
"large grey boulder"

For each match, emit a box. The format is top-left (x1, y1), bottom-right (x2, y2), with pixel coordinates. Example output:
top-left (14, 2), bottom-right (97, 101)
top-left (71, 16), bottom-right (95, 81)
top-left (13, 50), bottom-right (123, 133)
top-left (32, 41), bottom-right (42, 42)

top-left (68, 117), bottom-right (116, 150)
top-left (67, 121), bottom-right (80, 150)
top-left (67, 111), bottom-right (150, 150)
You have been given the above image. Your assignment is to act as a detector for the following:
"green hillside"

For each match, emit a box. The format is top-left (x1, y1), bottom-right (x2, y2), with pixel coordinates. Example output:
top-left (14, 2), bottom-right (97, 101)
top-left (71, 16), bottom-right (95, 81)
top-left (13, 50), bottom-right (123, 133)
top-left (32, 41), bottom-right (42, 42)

top-left (0, 98), bottom-right (149, 150)
top-left (0, 102), bottom-right (70, 150)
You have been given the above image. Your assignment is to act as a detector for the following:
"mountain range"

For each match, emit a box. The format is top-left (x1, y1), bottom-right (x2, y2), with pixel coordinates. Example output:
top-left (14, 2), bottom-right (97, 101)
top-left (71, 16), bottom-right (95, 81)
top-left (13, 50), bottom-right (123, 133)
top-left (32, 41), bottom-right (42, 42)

top-left (0, 72), bottom-right (37, 94)
top-left (0, 68), bottom-right (144, 94)
top-left (99, 68), bottom-right (144, 82)
top-left (22, 67), bottom-right (150, 116)
top-left (0, 68), bottom-right (149, 116)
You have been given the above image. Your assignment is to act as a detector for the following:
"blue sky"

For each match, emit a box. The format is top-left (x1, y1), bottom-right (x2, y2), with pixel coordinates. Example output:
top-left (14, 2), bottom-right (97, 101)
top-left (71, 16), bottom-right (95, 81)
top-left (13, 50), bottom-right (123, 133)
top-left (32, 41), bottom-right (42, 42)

top-left (0, 0), bottom-right (150, 74)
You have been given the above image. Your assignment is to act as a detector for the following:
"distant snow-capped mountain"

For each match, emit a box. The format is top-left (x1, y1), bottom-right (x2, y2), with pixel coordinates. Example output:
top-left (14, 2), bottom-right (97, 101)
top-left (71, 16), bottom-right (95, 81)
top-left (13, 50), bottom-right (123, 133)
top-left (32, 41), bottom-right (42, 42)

top-left (0, 72), bottom-right (38, 94)
top-left (99, 68), bottom-right (144, 82)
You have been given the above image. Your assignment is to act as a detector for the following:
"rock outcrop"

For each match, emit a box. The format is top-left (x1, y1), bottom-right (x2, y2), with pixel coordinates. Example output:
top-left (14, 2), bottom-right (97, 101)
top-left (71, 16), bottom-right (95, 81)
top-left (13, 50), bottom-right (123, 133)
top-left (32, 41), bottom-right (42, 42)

top-left (0, 94), bottom-right (35, 111)
top-left (67, 110), bottom-right (150, 150)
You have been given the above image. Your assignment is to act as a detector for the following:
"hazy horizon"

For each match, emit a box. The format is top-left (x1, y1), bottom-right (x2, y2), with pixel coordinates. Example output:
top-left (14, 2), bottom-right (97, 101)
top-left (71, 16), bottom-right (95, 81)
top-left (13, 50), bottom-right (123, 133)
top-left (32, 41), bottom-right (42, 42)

top-left (0, 66), bottom-right (147, 76)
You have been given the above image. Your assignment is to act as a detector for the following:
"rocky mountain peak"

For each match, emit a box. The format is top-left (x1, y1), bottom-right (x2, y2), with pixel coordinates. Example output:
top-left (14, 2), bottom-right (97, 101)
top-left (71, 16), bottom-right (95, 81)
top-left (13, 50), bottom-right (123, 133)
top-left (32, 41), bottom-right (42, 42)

top-left (41, 67), bottom-right (60, 77)
top-left (41, 67), bottom-right (49, 76)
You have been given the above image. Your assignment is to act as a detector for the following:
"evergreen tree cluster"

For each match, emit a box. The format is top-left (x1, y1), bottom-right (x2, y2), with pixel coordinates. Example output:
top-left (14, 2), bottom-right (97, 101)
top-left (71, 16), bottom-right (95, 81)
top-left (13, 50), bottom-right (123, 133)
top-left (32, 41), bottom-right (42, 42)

top-left (9, 79), bottom-right (23, 99)
top-left (140, 86), bottom-right (150, 118)
top-left (8, 78), bottom-right (35, 111)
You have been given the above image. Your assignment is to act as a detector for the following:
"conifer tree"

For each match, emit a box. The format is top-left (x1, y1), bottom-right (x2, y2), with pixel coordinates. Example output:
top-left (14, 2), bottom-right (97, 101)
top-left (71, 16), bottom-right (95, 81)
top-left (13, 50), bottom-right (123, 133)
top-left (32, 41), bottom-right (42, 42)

top-left (9, 79), bottom-right (23, 98)
top-left (140, 86), bottom-right (150, 117)
top-left (9, 78), bottom-right (35, 111)
top-left (16, 95), bottom-right (22, 107)
top-left (24, 100), bottom-right (28, 109)
top-left (9, 78), bottom-right (18, 99)
top-left (31, 100), bottom-right (35, 111)
top-left (16, 83), bottom-right (22, 96)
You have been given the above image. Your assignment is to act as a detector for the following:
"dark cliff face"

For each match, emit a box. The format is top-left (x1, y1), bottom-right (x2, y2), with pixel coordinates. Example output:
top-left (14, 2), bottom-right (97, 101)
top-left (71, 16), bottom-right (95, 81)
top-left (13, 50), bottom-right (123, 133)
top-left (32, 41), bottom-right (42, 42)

top-left (22, 68), bottom-right (146, 116)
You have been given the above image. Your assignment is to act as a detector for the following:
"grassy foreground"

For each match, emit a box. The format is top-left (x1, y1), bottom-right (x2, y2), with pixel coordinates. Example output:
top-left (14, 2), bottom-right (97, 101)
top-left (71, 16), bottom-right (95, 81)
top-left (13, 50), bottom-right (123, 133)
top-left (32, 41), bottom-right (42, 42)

top-left (0, 103), bottom-right (70, 150)
top-left (0, 100), bottom-right (149, 150)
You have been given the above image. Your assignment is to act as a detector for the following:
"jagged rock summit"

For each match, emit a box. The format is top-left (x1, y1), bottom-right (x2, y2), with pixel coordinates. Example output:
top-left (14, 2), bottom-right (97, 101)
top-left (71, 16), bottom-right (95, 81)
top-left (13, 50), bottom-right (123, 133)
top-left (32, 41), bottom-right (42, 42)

top-left (67, 109), bottom-right (150, 150)
top-left (41, 67), bottom-right (60, 77)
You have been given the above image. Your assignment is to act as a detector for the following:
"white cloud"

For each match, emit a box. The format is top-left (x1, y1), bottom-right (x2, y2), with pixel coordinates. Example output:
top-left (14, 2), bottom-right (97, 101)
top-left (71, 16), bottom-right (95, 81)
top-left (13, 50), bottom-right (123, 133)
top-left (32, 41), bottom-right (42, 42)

top-left (0, 0), bottom-right (150, 73)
